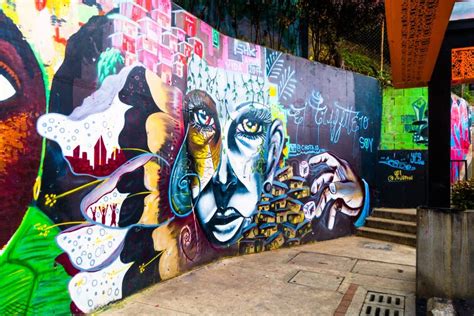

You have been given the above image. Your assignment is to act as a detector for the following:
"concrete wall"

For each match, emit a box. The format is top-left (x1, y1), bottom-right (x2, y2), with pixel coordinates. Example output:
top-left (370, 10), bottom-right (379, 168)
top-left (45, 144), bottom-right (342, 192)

top-left (0, 1), bottom-right (381, 313)
top-left (417, 208), bottom-right (474, 299)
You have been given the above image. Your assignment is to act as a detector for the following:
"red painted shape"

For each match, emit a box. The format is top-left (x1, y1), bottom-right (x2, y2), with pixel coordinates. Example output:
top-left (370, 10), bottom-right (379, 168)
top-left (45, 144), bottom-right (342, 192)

top-left (65, 136), bottom-right (127, 177)
top-left (55, 253), bottom-right (80, 277)
top-left (137, 0), bottom-right (152, 11)
top-left (53, 26), bottom-right (67, 46)
top-left (183, 13), bottom-right (197, 37)
top-left (194, 41), bottom-right (203, 58)
top-left (70, 302), bottom-right (85, 315)
top-left (35, 0), bottom-right (46, 11)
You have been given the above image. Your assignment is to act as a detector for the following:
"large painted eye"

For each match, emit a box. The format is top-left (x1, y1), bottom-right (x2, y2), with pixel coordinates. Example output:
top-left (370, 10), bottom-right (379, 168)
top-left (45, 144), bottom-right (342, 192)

top-left (241, 118), bottom-right (262, 134)
top-left (0, 74), bottom-right (16, 102)
top-left (236, 117), bottom-right (266, 140)
top-left (235, 107), bottom-right (271, 140)
top-left (193, 108), bottom-right (215, 128)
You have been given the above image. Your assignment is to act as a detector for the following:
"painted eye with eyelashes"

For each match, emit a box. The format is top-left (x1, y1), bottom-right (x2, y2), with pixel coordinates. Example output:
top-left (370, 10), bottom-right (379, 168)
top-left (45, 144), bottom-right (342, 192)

top-left (0, 62), bottom-right (19, 102)
top-left (240, 118), bottom-right (262, 134)
top-left (185, 90), bottom-right (217, 134)
top-left (193, 108), bottom-right (215, 130)
top-left (236, 108), bottom-right (271, 140)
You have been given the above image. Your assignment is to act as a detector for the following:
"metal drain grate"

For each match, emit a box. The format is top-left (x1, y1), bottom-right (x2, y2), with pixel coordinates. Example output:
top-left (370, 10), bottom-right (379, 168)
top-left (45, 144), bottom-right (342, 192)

top-left (360, 292), bottom-right (405, 316)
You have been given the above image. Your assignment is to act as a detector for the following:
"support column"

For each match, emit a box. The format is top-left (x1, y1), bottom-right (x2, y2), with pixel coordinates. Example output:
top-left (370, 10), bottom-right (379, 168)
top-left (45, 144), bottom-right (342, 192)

top-left (427, 43), bottom-right (451, 207)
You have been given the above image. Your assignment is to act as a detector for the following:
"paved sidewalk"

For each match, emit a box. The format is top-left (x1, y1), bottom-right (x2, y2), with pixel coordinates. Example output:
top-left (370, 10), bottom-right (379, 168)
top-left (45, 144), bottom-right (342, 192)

top-left (100, 236), bottom-right (416, 315)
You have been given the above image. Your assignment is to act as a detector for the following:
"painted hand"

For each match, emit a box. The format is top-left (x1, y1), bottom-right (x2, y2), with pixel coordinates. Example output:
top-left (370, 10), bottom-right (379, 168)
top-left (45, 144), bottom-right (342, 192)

top-left (306, 152), bottom-right (364, 230)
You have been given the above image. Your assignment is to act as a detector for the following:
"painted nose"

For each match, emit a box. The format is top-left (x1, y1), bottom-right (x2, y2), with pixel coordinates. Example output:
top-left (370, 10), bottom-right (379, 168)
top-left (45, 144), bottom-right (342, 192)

top-left (212, 155), bottom-right (238, 209)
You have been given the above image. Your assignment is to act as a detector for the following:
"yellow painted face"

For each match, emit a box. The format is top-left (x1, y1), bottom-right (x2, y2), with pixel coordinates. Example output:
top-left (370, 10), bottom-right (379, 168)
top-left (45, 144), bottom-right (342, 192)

top-left (184, 90), bottom-right (221, 189)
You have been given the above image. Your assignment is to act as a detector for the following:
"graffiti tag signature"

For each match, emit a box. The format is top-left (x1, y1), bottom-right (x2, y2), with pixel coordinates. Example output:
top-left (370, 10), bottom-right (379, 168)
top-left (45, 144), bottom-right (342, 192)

top-left (388, 170), bottom-right (414, 182)
top-left (288, 91), bottom-right (370, 144)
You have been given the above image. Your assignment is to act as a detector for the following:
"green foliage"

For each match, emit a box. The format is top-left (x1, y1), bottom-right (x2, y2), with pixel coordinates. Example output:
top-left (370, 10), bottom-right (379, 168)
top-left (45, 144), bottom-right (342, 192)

top-left (0, 206), bottom-right (71, 315)
top-left (175, 0), bottom-right (387, 80)
top-left (298, 0), bottom-right (384, 66)
top-left (452, 178), bottom-right (474, 210)
top-left (97, 47), bottom-right (124, 86)
top-left (339, 42), bottom-right (378, 77)
top-left (339, 40), bottom-right (391, 83)
top-left (174, 0), bottom-right (300, 53)
top-left (452, 84), bottom-right (474, 104)
top-left (174, 1), bottom-right (383, 60)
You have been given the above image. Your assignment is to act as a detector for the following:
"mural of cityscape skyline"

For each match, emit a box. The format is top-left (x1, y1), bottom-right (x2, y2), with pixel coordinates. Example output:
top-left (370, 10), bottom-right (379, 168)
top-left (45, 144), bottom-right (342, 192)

top-left (0, 0), bottom-right (470, 314)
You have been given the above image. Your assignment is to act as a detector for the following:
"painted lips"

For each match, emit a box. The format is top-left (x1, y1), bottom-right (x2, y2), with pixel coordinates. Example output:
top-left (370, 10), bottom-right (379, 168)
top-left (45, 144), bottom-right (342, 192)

top-left (207, 207), bottom-right (245, 243)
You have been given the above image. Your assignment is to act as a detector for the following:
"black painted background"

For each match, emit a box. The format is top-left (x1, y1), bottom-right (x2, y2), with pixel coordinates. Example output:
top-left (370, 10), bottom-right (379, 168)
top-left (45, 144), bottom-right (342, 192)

top-left (374, 150), bottom-right (428, 207)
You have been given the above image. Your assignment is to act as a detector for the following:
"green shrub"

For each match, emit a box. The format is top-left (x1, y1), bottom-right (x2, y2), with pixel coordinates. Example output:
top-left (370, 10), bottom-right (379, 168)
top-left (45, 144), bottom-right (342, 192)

top-left (451, 178), bottom-right (474, 210)
top-left (337, 40), bottom-right (392, 85)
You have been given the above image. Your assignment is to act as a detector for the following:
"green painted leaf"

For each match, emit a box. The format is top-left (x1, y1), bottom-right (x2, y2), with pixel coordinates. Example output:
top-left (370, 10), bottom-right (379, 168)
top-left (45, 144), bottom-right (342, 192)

top-left (0, 206), bottom-right (71, 315)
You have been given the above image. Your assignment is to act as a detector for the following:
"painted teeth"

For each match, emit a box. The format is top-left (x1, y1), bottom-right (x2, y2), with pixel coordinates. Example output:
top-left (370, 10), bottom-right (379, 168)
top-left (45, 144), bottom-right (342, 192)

top-left (224, 209), bottom-right (235, 216)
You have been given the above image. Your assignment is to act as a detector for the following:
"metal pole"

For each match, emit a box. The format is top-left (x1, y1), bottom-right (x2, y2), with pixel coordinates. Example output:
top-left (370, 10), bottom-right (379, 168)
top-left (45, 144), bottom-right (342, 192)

top-left (380, 19), bottom-right (384, 74)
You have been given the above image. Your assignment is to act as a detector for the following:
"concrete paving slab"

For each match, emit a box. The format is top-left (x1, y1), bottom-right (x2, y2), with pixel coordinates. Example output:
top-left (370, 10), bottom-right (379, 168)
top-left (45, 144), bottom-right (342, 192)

top-left (348, 273), bottom-right (416, 293)
top-left (288, 270), bottom-right (344, 291)
top-left (289, 252), bottom-right (357, 272)
top-left (296, 237), bottom-right (416, 266)
top-left (123, 262), bottom-right (341, 315)
top-left (223, 248), bottom-right (302, 274)
top-left (104, 301), bottom-right (190, 315)
top-left (146, 267), bottom-right (341, 315)
top-left (236, 250), bottom-right (348, 281)
top-left (352, 260), bottom-right (416, 281)
top-left (100, 237), bottom-right (417, 315)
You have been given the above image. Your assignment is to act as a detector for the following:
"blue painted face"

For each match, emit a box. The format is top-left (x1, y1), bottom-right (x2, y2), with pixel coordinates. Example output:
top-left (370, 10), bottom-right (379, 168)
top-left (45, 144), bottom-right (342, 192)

top-left (175, 56), bottom-right (284, 246)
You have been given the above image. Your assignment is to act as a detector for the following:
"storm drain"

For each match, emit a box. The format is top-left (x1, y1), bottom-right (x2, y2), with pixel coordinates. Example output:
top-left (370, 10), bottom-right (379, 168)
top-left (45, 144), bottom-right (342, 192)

top-left (359, 291), bottom-right (405, 316)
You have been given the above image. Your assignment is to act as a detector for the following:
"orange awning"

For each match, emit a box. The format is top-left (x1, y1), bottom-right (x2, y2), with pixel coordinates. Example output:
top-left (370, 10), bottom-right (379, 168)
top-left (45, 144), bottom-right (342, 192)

top-left (385, 0), bottom-right (455, 88)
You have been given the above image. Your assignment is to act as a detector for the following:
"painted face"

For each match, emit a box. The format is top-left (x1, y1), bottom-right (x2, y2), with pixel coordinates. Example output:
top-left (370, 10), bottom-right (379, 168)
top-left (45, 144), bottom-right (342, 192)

top-left (0, 12), bottom-right (45, 246)
top-left (182, 56), bottom-right (281, 246)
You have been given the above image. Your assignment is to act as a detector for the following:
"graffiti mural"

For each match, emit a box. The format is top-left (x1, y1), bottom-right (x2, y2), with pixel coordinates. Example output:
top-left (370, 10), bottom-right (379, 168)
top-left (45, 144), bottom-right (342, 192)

top-left (377, 87), bottom-right (472, 206)
top-left (376, 87), bottom-right (429, 207)
top-left (0, 1), bottom-right (381, 313)
top-left (0, 11), bottom-right (45, 248)
top-left (381, 87), bottom-right (428, 150)
top-left (375, 150), bottom-right (427, 207)
top-left (451, 93), bottom-right (472, 183)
